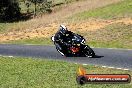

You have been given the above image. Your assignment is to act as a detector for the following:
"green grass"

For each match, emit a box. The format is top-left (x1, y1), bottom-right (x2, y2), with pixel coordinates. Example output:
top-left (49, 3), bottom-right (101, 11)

top-left (19, 2), bottom-right (34, 13)
top-left (0, 23), bottom-right (9, 33)
top-left (87, 23), bottom-right (132, 49)
top-left (0, 56), bottom-right (132, 88)
top-left (0, 22), bottom-right (21, 33)
top-left (2, 37), bottom-right (52, 45)
top-left (69, 0), bottom-right (132, 20)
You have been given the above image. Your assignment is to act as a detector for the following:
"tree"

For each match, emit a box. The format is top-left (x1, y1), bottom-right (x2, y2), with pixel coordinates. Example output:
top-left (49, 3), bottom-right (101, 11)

top-left (25, 1), bottom-right (31, 13)
top-left (0, 0), bottom-right (21, 22)
top-left (40, 0), bottom-right (52, 13)
top-left (27, 0), bottom-right (52, 17)
top-left (27, 0), bottom-right (41, 16)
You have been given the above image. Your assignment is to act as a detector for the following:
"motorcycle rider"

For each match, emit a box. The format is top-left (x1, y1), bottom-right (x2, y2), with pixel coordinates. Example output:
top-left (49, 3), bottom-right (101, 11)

top-left (52, 25), bottom-right (94, 57)
top-left (53, 25), bottom-right (74, 55)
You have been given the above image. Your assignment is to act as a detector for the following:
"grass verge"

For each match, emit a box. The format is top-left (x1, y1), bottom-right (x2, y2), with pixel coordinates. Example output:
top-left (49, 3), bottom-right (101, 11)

top-left (86, 23), bottom-right (132, 49)
top-left (2, 37), bottom-right (52, 45)
top-left (3, 23), bottom-right (132, 49)
top-left (69, 0), bottom-right (132, 21)
top-left (0, 56), bottom-right (132, 88)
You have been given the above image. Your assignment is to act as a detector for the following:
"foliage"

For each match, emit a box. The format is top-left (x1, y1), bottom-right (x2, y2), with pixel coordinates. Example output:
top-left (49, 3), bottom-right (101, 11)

top-left (70, 0), bottom-right (132, 20)
top-left (0, 0), bottom-right (21, 22)
top-left (26, 0), bottom-right (52, 16)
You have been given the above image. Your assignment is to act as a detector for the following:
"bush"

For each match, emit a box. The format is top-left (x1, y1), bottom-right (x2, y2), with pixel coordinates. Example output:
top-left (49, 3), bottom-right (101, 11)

top-left (0, 0), bottom-right (21, 22)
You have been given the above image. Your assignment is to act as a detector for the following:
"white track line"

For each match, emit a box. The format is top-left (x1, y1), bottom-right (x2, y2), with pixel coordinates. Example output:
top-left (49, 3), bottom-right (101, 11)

top-left (116, 68), bottom-right (122, 70)
top-left (83, 64), bottom-right (88, 66)
top-left (8, 56), bottom-right (14, 58)
top-left (102, 66), bottom-right (107, 68)
top-left (0, 55), bottom-right (14, 58)
top-left (108, 67), bottom-right (114, 69)
top-left (0, 54), bottom-right (130, 71)
top-left (123, 69), bottom-right (129, 71)
top-left (75, 63), bottom-right (130, 71)
top-left (101, 66), bottom-right (130, 71)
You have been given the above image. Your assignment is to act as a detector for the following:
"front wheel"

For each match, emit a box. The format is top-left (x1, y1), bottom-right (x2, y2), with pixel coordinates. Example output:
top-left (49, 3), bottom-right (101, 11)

top-left (51, 36), bottom-right (55, 42)
top-left (54, 42), bottom-right (65, 56)
top-left (83, 45), bottom-right (95, 57)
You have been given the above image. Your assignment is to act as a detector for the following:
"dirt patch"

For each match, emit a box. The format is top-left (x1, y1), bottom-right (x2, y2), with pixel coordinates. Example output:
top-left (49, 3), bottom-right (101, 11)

top-left (0, 18), bottom-right (132, 42)
top-left (8, 0), bottom-right (121, 32)
top-left (69, 18), bottom-right (132, 32)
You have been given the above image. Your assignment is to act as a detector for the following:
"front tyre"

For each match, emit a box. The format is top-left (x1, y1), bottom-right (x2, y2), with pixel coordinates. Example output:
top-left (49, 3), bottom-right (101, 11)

top-left (54, 42), bottom-right (65, 56)
top-left (51, 36), bottom-right (55, 42)
top-left (83, 45), bottom-right (95, 57)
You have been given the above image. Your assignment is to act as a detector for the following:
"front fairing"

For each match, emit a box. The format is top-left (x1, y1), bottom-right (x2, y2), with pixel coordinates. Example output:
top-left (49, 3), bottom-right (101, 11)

top-left (72, 34), bottom-right (85, 44)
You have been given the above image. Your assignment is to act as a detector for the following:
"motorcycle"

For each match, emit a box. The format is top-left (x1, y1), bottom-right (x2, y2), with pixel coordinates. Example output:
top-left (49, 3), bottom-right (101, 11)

top-left (51, 32), bottom-right (95, 57)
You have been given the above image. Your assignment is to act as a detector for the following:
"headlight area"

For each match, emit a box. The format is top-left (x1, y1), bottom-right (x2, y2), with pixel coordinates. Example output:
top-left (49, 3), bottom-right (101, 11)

top-left (81, 39), bottom-right (85, 44)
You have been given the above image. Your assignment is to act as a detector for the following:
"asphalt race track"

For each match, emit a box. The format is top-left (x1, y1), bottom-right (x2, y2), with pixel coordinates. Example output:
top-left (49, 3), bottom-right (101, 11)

top-left (0, 44), bottom-right (132, 70)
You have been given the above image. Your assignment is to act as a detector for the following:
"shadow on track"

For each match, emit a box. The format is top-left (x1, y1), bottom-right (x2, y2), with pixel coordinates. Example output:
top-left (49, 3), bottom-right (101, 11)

top-left (66, 55), bottom-right (104, 58)
top-left (92, 55), bottom-right (104, 58)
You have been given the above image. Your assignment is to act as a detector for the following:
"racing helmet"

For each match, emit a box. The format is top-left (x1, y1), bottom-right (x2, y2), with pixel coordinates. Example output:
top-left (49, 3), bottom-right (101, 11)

top-left (59, 25), bottom-right (68, 35)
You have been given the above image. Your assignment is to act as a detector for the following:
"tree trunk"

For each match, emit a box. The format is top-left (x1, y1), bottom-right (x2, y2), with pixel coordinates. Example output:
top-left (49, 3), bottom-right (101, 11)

top-left (34, 1), bottom-right (37, 17)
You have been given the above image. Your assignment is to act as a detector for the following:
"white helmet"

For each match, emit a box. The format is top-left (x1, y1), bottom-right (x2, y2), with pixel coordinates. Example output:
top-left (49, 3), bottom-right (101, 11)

top-left (59, 25), bottom-right (68, 34)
